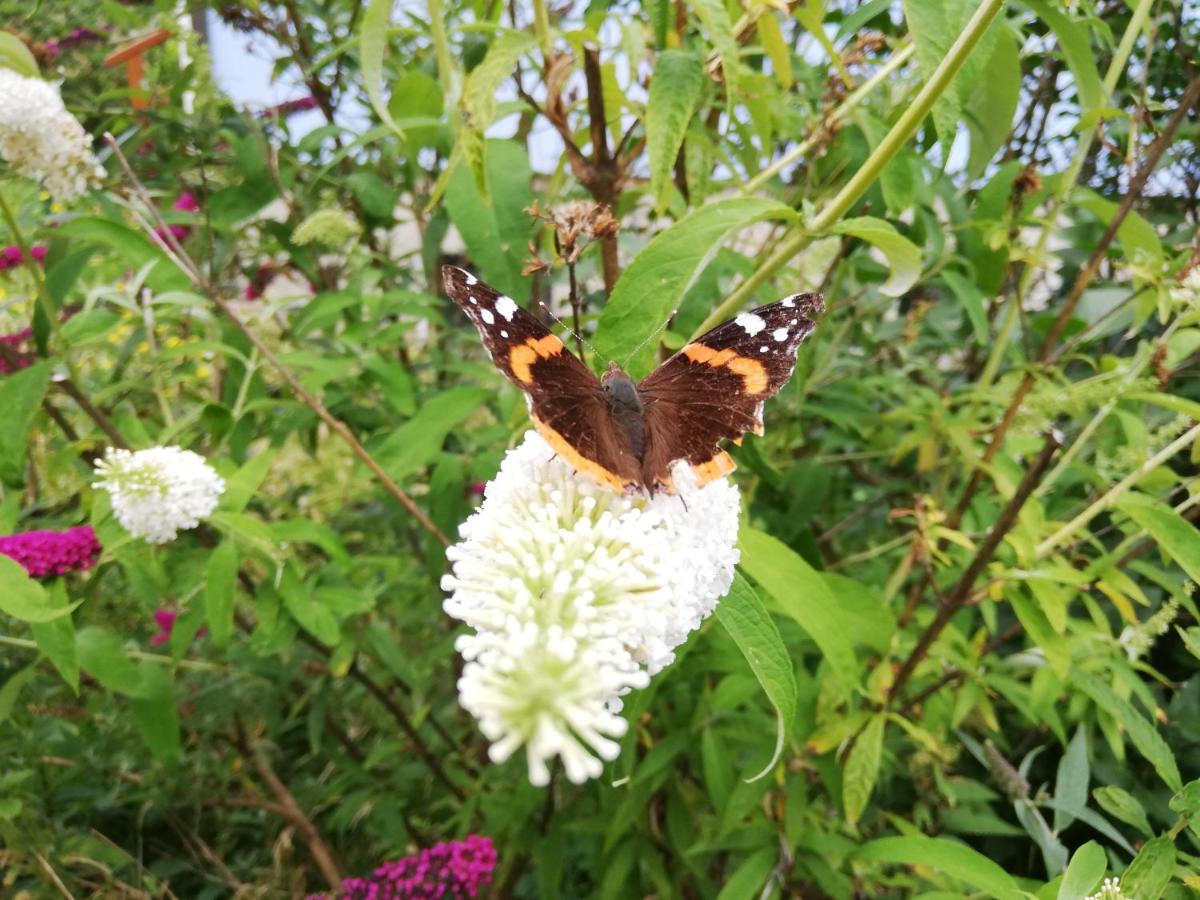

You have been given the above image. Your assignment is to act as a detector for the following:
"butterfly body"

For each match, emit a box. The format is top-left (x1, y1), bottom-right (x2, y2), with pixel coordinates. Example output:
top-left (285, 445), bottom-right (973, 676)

top-left (443, 265), bottom-right (823, 495)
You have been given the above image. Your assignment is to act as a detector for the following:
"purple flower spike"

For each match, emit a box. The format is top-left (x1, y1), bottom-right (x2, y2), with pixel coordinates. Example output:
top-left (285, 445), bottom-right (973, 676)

top-left (0, 526), bottom-right (100, 579)
top-left (327, 835), bottom-right (498, 900)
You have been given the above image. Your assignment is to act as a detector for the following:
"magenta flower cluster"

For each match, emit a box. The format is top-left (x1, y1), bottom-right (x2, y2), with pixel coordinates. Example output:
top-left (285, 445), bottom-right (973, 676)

top-left (154, 192), bottom-right (200, 243)
top-left (0, 326), bottom-right (34, 374)
top-left (43, 27), bottom-right (104, 57)
top-left (0, 245), bottom-right (47, 271)
top-left (334, 835), bottom-right (497, 899)
top-left (0, 526), bottom-right (100, 578)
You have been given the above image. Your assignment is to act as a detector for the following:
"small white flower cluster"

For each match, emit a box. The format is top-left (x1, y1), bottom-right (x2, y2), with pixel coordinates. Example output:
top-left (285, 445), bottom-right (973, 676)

top-left (1086, 877), bottom-right (1125, 900)
top-left (442, 431), bottom-right (741, 786)
top-left (0, 68), bottom-right (102, 203)
top-left (1170, 268), bottom-right (1200, 316)
top-left (94, 447), bottom-right (225, 544)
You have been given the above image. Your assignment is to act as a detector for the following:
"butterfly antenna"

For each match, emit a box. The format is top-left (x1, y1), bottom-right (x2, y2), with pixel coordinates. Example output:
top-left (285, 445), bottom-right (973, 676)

top-left (538, 301), bottom-right (614, 366)
top-left (617, 309), bottom-right (678, 369)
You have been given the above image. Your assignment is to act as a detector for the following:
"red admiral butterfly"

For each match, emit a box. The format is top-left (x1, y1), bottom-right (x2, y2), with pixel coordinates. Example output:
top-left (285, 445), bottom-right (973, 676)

top-left (443, 265), bottom-right (823, 494)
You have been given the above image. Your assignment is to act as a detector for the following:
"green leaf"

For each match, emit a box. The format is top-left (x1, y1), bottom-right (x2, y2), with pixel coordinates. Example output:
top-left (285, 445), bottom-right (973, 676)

top-left (1024, 0), bottom-right (1104, 115)
top-left (691, 0), bottom-right (745, 98)
top-left (832, 217), bottom-right (922, 298)
top-left (388, 70), bottom-right (444, 148)
top-left (0, 361), bottom-right (50, 487)
top-left (458, 31), bottom-right (537, 199)
top-left (647, 50), bottom-right (705, 210)
top-left (648, 50), bottom-right (700, 210)
top-left (902, 0), bottom-right (1001, 150)
top-left (221, 450), bottom-right (276, 514)
top-left (1056, 841), bottom-right (1106, 900)
top-left (61, 309), bottom-right (121, 346)
top-left (0, 663), bottom-right (36, 724)
top-left (76, 627), bottom-right (147, 697)
top-left (1053, 726), bottom-right (1090, 833)
top-left (853, 835), bottom-right (1023, 900)
top-left (941, 269), bottom-right (989, 344)
top-left (0, 32), bottom-right (39, 78)
top-left (1092, 786), bottom-right (1152, 837)
top-left (0, 555), bottom-right (83, 623)
top-left (204, 541), bottom-right (239, 648)
top-left (1010, 589), bottom-right (1069, 678)
top-left (1073, 670), bottom-right (1182, 791)
top-left (30, 581), bottom-right (78, 693)
top-left (278, 567), bottom-right (340, 646)
top-left (737, 526), bottom-right (858, 691)
top-left (444, 139), bottom-right (533, 299)
top-left (359, 0), bottom-right (406, 138)
top-left (373, 387), bottom-right (491, 481)
top-left (843, 715), bottom-right (886, 828)
top-left (1115, 492), bottom-right (1200, 584)
top-left (1119, 835), bottom-right (1175, 900)
top-left (758, 12), bottom-right (793, 88)
top-left (594, 198), bottom-right (798, 378)
top-left (713, 847), bottom-right (776, 900)
top-left (714, 573), bottom-right (797, 781)
top-left (56, 218), bottom-right (189, 292)
top-left (131, 666), bottom-right (181, 766)
top-left (1077, 192), bottom-right (1162, 266)
top-left (964, 26), bottom-right (1021, 179)
top-left (0, 797), bottom-right (22, 820)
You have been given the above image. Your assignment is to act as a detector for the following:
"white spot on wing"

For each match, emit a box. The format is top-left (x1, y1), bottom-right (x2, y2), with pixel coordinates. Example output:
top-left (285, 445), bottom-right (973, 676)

top-left (500, 329), bottom-right (508, 338)
top-left (468, 295), bottom-right (477, 305)
top-left (465, 273), bottom-right (478, 286)
top-left (736, 312), bottom-right (766, 336)
top-left (759, 345), bottom-right (768, 353)
top-left (773, 327), bottom-right (788, 342)
top-left (481, 309), bottom-right (495, 325)
top-left (495, 295), bottom-right (518, 322)
top-left (782, 297), bottom-right (794, 308)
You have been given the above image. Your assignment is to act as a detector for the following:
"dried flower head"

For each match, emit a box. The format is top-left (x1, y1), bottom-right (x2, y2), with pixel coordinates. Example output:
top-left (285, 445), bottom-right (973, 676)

top-left (527, 200), bottom-right (619, 266)
top-left (0, 68), bottom-right (103, 202)
top-left (442, 431), bottom-right (740, 785)
top-left (93, 446), bottom-right (225, 544)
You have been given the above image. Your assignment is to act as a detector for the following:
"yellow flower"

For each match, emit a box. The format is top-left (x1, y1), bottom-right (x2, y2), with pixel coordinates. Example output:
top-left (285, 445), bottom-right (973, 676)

top-left (196, 365), bottom-right (211, 379)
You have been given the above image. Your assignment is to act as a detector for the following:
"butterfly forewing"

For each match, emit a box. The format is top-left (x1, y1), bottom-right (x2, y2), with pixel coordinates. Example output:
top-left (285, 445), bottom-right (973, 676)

top-left (442, 266), bottom-right (642, 492)
top-left (637, 293), bottom-right (824, 487)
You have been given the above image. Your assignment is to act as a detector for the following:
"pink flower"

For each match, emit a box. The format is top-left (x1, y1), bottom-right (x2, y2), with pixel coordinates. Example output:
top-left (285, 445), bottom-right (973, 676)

top-left (0, 526), bottom-right (100, 578)
top-left (149, 609), bottom-right (177, 646)
top-left (173, 192), bottom-right (199, 213)
top-left (0, 245), bottom-right (48, 271)
top-left (328, 835), bottom-right (498, 900)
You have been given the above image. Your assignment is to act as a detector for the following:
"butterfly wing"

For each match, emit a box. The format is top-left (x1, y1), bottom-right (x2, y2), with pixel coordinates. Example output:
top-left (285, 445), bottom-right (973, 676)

top-left (442, 265), bottom-right (642, 492)
top-left (637, 293), bottom-right (824, 488)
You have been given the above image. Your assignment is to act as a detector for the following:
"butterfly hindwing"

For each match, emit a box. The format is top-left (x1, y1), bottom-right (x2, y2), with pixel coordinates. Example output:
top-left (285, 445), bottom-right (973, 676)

top-left (442, 266), bottom-right (642, 492)
top-left (637, 293), bottom-right (824, 487)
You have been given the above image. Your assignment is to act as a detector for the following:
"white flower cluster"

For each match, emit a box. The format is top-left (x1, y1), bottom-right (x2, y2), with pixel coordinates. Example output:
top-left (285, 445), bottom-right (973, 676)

top-left (442, 431), bottom-right (740, 786)
top-left (0, 68), bottom-right (102, 203)
top-left (94, 447), bottom-right (225, 544)
top-left (1086, 878), bottom-right (1125, 900)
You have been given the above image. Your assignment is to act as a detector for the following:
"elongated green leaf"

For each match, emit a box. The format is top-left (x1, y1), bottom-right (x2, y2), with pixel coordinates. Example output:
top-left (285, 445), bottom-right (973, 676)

top-left (221, 450), bottom-right (276, 514)
top-left (359, 0), bottom-right (406, 138)
top-left (941, 269), bottom-right (988, 344)
top-left (1120, 835), bottom-right (1175, 900)
top-left (1073, 670), bottom-right (1182, 791)
top-left (715, 573), bottom-right (797, 781)
top-left (1077, 192), bottom-right (1162, 265)
top-left (0, 555), bottom-right (83, 623)
top-left (964, 25), bottom-right (1021, 178)
top-left (131, 666), bottom-right (181, 766)
top-left (737, 526), bottom-right (858, 690)
top-left (853, 835), bottom-right (1023, 900)
top-left (691, 0), bottom-right (744, 97)
top-left (758, 12), bottom-right (793, 88)
top-left (1010, 589), bottom-right (1069, 678)
top-left (1056, 841), bottom-right (1106, 900)
top-left (1024, 0), bottom-right (1104, 114)
top-left (647, 50), bottom-right (704, 210)
top-left (0, 32), bottom-right (38, 77)
top-left (56, 218), bottom-right (189, 292)
top-left (459, 31), bottom-right (537, 199)
top-left (444, 140), bottom-right (533, 299)
top-left (0, 663), bottom-right (36, 724)
top-left (843, 715), bottom-right (886, 828)
top-left (1093, 785), bottom-right (1153, 838)
top-left (713, 847), bottom-right (776, 900)
top-left (594, 198), bottom-right (798, 378)
top-left (833, 217), bottom-right (922, 298)
top-left (373, 387), bottom-right (491, 481)
top-left (1053, 726), bottom-right (1090, 832)
top-left (205, 541), bottom-right (239, 648)
top-left (0, 361), bottom-right (50, 487)
top-left (30, 581), bottom-right (78, 693)
top-left (278, 567), bottom-right (340, 646)
top-left (1115, 492), bottom-right (1200, 584)
top-left (76, 627), bottom-right (147, 697)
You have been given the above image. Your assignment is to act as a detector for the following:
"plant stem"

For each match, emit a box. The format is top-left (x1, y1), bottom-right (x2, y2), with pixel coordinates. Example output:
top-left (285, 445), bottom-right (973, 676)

top-left (427, 0), bottom-right (456, 98)
top-left (1035, 422), bottom-right (1200, 559)
top-left (695, 0), bottom-right (1006, 336)
top-left (0, 634), bottom-right (224, 671)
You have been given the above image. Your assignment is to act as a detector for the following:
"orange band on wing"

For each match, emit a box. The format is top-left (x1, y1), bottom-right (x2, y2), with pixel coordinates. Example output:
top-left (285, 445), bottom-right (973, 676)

top-left (510, 334), bottom-right (566, 384)
top-left (683, 343), bottom-right (768, 395)
top-left (532, 415), bottom-right (634, 493)
top-left (692, 450), bottom-right (736, 486)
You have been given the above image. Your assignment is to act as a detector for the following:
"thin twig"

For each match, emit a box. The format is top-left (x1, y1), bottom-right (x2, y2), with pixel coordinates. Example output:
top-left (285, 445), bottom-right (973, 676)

top-left (104, 134), bottom-right (450, 547)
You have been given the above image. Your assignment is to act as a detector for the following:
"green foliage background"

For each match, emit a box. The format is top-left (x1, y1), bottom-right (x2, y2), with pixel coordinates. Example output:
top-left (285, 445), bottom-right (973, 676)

top-left (0, 0), bottom-right (1199, 896)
